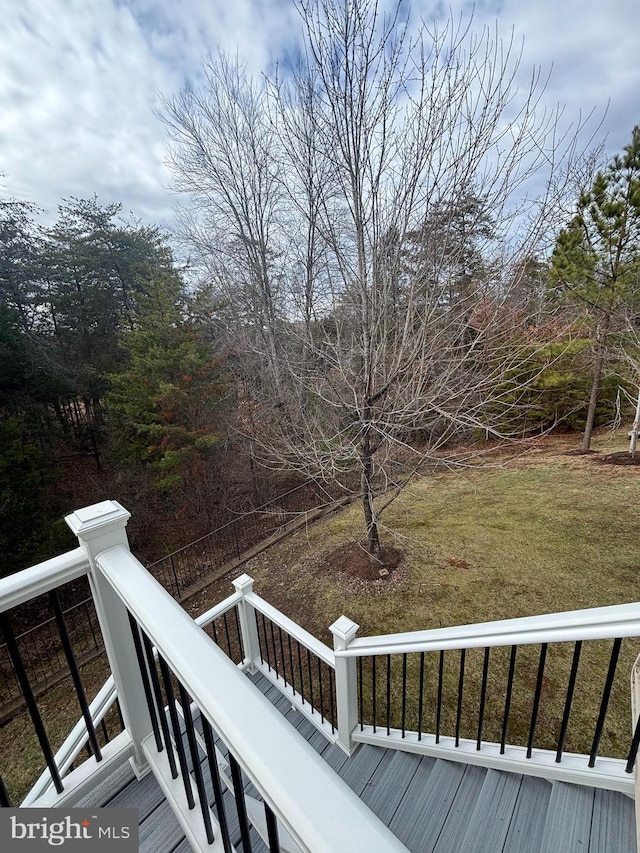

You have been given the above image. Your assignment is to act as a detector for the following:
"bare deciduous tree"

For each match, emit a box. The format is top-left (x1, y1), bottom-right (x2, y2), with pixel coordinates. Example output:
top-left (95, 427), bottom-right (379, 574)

top-left (162, 0), bottom-right (596, 561)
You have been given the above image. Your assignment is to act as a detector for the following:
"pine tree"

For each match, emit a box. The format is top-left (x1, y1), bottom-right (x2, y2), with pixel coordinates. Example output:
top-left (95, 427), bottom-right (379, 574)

top-left (551, 126), bottom-right (640, 451)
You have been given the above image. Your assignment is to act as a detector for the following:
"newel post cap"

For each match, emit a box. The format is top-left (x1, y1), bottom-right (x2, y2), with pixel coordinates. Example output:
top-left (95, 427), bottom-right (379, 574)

top-left (232, 573), bottom-right (254, 594)
top-left (329, 615), bottom-right (359, 649)
top-left (65, 500), bottom-right (131, 541)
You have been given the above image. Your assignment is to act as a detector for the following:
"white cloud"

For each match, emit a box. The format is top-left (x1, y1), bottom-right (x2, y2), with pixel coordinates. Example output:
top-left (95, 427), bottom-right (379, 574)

top-left (0, 0), bottom-right (637, 231)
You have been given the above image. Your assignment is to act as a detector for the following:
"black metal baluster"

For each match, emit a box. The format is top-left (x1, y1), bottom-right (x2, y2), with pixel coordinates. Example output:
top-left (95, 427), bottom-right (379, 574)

top-left (101, 720), bottom-right (109, 742)
top-left (328, 667), bottom-right (336, 733)
top-left (297, 641), bottom-right (305, 705)
top-left (115, 698), bottom-right (125, 731)
top-left (0, 612), bottom-right (63, 793)
top-left (265, 804), bottom-right (281, 852)
top-left (372, 656), bottom-right (377, 733)
top-left (278, 627), bottom-right (287, 685)
top-left (417, 652), bottom-right (425, 741)
top-left (436, 650), bottom-right (444, 744)
top-left (625, 713), bottom-right (640, 773)
top-left (178, 684), bottom-right (214, 844)
top-left (287, 635), bottom-right (296, 696)
top-left (170, 554), bottom-right (180, 598)
top-left (386, 654), bottom-right (391, 735)
top-left (256, 614), bottom-right (265, 665)
top-left (317, 658), bottom-right (325, 723)
top-left (270, 620), bottom-right (279, 678)
top-left (202, 718), bottom-right (232, 852)
top-left (589, 638), bottom-right (622, 767)
top-left (223, 613), bottom-right (233, 658)
top-left (50, 590), bottom-right (103, 761)
top-left (527, 644), bottom-right (548, 759)
top-left (228, 754), bottom-right (253, 852)
top-left (0, 773), bottom-right (11, 807)
top-left (142, 634), bottom-right (178, 778)
top-left (307, 649), bottom-right (314, 711)
top-left (358, 657), bottom-right (364, 731)
top-left (233, 607), bottom-right (245, 662)
top-left (127, 613), bottom-right (163, 753)
top-left (501, 645), bottom-right (518, 755)
top-left (211, 618), bottom-right (219, 647)
top-left (556, 641), bottom-right (582, 763)
top-left (477, 648), bottom-right (490, 751)
top-left (261, 614), bottom-right (271, 671)
top-left (455, 648), bottom-right (466, 747)
top-left (158, 656), bottom-right (193, 804)
top-left (86, 602), bottom-right (100, 651)
top-left (401, 654), bottom-right (407, 738)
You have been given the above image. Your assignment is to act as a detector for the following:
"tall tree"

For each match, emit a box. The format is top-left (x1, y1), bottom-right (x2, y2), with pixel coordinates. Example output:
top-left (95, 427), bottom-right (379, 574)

top-left (105, 275), bottom-right (224, 500)
top-left (163, 0), bottom-right (593, 560)
top-left (551, 126), bottom-right (640, 452)
top-left (41, 197), bottom-right (179, 459)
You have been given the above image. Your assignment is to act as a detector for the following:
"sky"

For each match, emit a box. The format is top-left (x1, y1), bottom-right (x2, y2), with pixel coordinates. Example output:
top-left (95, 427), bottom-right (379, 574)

top-left (0, 0), bottom-right (638, 232)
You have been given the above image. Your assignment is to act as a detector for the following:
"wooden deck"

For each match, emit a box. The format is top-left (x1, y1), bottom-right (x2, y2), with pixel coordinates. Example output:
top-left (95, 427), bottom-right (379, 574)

top-left (79, 671), bottom-right (637, 853)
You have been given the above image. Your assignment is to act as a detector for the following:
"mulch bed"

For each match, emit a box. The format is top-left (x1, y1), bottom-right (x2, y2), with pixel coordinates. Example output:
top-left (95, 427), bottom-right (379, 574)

top-left (595, 451), bottom-right (640, 466)
top-left (323, 541), bottom-right (404, 582)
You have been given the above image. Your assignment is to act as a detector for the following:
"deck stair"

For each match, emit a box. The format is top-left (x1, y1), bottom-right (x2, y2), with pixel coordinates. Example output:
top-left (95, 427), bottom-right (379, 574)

top-left (250, 672), bottom-right (636, 853)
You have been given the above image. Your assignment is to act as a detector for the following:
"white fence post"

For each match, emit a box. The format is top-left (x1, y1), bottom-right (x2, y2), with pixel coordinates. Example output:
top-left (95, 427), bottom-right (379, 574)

top-left (233, 573), bottom-right (261, 673)
top-left (330, 615), bottom-right (359, 755)
top-left (66, 501), bottom-right (154, 779)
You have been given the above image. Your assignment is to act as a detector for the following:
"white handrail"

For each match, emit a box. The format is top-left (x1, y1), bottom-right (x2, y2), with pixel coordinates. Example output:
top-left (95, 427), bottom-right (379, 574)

top-left (96, 546), bottom-right (405, 853)
top-left (336, 601), bottom-right (640, 657)
top-left (194, 591), bottom-right (242, 629)
top-left (245, 590), bottom-right (335, 667)
top-left (0, 548), bottom-right (89, 614)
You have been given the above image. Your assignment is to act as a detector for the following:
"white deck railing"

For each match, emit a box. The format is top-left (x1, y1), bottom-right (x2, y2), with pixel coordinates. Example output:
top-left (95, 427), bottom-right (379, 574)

top-left (333, 603), bottom-right (640, 793)
top-left (2, 499), bottom-right (639, 843)
top-left (4, 501), bottom-right (406, 852)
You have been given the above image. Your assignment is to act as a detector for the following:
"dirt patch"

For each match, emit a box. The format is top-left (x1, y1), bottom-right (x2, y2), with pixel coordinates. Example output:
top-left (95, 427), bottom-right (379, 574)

top-left (595, 451), bottom-right (640, 466)
top-left (323, 541), bottom-right (404, 582)
top-left (446, 557), bottom-right (471, 570)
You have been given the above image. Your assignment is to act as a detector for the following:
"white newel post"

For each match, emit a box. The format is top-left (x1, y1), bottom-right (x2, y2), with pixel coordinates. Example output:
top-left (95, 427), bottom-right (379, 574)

top-left (232, 574), bottom-right (261, 673)
top-left (66, 501), bottom-right (154, 779)
top-left (330, 615), bottom-right (359, 755)
top-left (632, 652), bottom-right (640, 852)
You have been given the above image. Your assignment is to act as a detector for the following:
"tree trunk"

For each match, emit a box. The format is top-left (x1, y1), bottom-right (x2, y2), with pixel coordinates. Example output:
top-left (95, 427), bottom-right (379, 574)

top-left (360, 423), bottom-right (382, 562)
top-left (582, 318), bottom-right (609, 453)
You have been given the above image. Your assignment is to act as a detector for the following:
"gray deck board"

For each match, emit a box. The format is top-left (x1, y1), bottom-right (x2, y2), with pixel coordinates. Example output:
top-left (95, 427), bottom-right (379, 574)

top-left (502, 775), bottom-right (552, 853)
top-left (589, 788), bottom-right (636, 853)
top-left (539, 782), bottom-right (595, 853)
top-left (92, 669), bottom-right (637, 853)
top-left (459, 769), bottom-right (523, 853)
top-left (429, 763), bottom-right (486, 853)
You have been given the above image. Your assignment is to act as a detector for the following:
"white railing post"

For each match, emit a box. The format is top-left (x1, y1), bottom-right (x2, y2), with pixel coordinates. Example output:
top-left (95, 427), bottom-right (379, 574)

top-left (632, 653), bottom-right (640, 852)
top-left (232, 573), bottom-right (261, 673)
top-left (330, 615), bottom-right (359, 755)
top-left (65, 501), bottom-right (154, 779)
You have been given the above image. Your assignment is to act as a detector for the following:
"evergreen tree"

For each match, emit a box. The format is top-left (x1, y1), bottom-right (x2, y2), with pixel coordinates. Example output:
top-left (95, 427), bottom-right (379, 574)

top-left (551, 126), bottom-right (640, 451)
top-left (105, 276), bottom-right (223, 492)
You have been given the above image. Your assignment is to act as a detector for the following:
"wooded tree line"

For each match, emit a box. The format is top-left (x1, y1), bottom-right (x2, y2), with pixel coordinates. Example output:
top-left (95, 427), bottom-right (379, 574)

top-left (2, 0), bottom-right (639, 569)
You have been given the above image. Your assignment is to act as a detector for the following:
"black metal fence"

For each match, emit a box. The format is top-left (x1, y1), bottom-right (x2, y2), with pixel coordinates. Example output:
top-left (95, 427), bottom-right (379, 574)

top-left (147, 480), bottom-right (343, 600)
